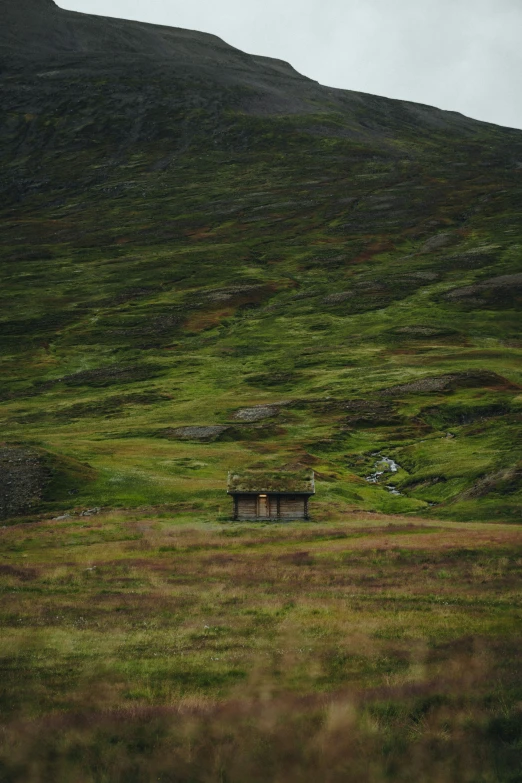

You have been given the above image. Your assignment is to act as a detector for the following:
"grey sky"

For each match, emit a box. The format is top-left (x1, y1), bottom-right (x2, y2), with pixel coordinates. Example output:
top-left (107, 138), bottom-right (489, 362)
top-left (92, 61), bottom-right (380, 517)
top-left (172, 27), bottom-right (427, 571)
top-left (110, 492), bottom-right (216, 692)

top-left (58, 0), bottom-right (522, 130)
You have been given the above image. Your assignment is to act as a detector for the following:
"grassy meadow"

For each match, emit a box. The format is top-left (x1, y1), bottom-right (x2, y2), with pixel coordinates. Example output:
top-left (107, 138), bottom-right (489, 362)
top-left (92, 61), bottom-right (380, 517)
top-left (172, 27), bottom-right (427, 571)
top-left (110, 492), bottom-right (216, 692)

top-left (0, 510), bottom-right (521, 781)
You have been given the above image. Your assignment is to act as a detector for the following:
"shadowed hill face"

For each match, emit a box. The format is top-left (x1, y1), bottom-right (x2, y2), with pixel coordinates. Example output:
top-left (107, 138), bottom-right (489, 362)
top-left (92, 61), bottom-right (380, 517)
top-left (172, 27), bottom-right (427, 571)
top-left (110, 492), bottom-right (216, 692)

top-left (1, 0), bottom-right (331, 122)
top-left (1, 0), bottom-right (522, 523)
top-left (1, 0), bottom-right (241, 59)
top-left (1, 0), bottom-right (310, 84)
top-left (0, 0), bottom-right (509, 135)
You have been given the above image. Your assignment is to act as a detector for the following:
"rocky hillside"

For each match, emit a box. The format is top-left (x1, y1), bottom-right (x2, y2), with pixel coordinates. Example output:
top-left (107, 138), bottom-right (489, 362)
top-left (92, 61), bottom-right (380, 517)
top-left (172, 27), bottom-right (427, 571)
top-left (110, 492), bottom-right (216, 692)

top-left (1, 0), bottom-right (521, 521)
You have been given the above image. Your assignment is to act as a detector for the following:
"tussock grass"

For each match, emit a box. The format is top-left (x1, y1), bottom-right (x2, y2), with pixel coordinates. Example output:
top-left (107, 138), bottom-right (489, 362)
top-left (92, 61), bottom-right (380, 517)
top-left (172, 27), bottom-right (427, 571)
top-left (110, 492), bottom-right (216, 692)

top-left (0, 512), bottom-right (520, 780)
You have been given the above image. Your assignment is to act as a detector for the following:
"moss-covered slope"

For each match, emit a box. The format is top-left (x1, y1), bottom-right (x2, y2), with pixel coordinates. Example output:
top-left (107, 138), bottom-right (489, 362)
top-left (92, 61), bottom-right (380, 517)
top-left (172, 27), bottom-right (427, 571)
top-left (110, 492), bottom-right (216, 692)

top-left (1, 1), bottom-right (521, 522)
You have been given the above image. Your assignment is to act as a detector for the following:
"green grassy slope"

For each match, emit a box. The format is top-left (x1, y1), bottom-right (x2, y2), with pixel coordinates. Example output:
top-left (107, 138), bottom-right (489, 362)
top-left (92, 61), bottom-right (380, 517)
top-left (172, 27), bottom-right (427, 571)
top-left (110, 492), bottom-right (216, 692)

top-left (1, 105), bottom-right (521, 522)
top-left (1, 2), bottom-right (521, 524)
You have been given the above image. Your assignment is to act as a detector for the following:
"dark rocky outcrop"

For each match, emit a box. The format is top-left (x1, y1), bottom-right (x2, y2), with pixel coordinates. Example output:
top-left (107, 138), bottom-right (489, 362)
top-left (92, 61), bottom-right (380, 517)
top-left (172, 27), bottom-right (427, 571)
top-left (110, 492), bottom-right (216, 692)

top-left (460, 464), bottom-right (522, 500)
top-left (379, 371), bottom-right (514, 397)
top-left (444, 273), bottom-right (522, 305)
top-left (39, 364), bottom-right (163, 390)
top-left (231, 406), bottom-right (280, 423)
top-left (0, 447), bottom-right (47, 519)
top-left (0, 446), bottom-right (97, 520)
top-left (419, 233), bottom-right (456, 254)
top-left (159, 426), bottom-right (230, 442)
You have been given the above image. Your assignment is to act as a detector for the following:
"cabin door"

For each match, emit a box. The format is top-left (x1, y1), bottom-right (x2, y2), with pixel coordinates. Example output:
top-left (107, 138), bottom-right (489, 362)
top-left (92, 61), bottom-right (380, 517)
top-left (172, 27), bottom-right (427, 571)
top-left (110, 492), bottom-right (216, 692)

top-left (257, 494), bottom-right (269, 518)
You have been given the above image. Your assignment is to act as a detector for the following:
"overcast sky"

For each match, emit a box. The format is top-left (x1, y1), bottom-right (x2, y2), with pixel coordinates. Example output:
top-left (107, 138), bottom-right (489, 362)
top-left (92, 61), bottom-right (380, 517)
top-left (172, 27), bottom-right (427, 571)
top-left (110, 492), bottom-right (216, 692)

top-left (59, 0), bottom-right (522, 130)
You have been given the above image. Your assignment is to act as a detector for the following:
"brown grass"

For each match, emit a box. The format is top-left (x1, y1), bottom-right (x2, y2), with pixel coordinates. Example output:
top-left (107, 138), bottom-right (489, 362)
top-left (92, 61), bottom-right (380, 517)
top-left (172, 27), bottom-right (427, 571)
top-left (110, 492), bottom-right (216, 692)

top-left (0, 511), bottom-right (520, 781)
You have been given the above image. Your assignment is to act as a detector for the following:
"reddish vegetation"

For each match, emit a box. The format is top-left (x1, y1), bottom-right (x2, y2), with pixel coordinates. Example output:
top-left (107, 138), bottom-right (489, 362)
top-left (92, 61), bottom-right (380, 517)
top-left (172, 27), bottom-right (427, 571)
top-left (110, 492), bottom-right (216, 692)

top-left (352, 240), bottom-right (395, 264)
top-left (0, 512), bottom-right (520, 780)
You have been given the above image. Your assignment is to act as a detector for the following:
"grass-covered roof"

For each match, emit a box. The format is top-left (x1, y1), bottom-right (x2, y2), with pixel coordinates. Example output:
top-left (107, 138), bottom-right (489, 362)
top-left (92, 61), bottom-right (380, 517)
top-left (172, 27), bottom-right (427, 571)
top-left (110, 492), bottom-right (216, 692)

top-left (227, 470), bottom-right (315, 495)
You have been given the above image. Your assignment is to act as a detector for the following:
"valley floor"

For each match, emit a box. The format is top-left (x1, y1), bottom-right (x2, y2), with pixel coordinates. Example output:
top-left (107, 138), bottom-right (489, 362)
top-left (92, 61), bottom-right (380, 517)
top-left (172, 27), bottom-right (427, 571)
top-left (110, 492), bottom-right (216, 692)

top-left (1, 510), bottom-right (520, 782)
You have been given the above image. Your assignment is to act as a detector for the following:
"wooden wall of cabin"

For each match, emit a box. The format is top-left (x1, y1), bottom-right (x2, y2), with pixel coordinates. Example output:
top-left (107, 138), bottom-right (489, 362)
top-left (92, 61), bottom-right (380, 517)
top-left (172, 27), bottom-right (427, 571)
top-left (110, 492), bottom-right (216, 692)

top-left (234, 494), bottom-right (309, 520)
top-left (236, 495), bottom-right (257, 519)
top-left (279, 495), bottom-right (307, 520)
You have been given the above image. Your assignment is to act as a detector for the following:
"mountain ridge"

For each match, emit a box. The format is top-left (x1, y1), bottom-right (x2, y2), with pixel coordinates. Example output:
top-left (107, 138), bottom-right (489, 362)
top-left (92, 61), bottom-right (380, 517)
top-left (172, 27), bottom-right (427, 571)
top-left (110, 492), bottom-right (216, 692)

top-left (1, 0), bottom-right (515, 135)
top-left (1, 0), bottom-right (312, 88)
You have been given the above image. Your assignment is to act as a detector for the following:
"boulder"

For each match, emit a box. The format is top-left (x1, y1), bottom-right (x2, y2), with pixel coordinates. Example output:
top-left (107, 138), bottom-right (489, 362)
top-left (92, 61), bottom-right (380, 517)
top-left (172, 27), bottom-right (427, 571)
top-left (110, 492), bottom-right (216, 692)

top-left (232, 406), bottom-right (279, 423)
top-left (160, 426), bottom-right (230, 442)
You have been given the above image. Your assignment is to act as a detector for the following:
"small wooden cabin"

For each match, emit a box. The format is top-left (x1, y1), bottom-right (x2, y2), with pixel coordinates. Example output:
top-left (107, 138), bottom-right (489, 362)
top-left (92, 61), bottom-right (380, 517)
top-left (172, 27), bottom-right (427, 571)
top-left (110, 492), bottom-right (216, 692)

top-left (228, 470), bottom-right (315, 521)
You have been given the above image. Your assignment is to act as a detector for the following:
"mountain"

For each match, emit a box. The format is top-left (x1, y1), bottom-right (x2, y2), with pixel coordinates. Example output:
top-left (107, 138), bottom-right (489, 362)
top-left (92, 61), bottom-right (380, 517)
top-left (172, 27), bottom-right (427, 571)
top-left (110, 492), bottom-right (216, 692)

top-left (1, 0), bottom-right (521, 522)
top-left (1, 0), bottom-right (313, 88)
top-left (0, 0), bottom-right (509, 150)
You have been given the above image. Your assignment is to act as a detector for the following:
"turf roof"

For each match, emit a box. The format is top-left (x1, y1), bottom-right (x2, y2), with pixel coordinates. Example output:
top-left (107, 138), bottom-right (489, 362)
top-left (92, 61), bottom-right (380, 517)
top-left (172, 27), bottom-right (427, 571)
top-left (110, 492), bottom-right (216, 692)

top-left (227, 470), bottom-right (315, 494)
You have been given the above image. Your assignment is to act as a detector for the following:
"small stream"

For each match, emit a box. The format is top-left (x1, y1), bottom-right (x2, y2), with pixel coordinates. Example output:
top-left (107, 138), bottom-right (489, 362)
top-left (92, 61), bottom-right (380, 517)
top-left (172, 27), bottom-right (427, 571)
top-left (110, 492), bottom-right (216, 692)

top-left (366, 456), bottom-right (403, 496)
